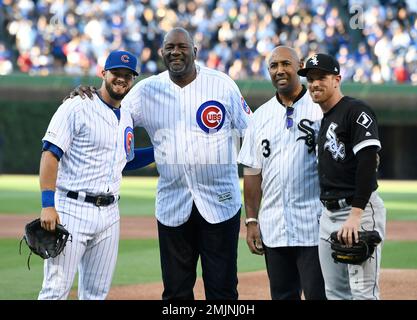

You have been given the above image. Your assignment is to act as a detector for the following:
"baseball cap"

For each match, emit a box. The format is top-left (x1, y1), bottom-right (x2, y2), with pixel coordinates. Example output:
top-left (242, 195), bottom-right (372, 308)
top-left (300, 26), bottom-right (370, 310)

top-left (104, 50), bottom-right (139, 76)
top-left (297, 53), bottom-right (340, 77)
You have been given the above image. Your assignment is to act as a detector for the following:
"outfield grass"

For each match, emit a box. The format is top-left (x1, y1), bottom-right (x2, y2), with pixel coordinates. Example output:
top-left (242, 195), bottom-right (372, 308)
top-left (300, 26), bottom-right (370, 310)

top-left (0, 238), bottom-right (415, 300)
top-left (1, 176), bottom-right (415, 299)
top-left (0, 175), bottom-right (158, 216)
top-left (381, 241), bottom-right (417, 269)
top-left (0, 175), bottom-right (416, 220)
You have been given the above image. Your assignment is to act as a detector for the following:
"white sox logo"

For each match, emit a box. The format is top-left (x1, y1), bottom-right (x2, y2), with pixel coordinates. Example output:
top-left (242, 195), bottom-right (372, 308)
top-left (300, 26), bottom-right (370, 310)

top-left (297, 119), bottom-right (316, 154)
top-left (310, 55), bottom-right (319, 66)
top-left (324, 122), bottom-right (345, 160)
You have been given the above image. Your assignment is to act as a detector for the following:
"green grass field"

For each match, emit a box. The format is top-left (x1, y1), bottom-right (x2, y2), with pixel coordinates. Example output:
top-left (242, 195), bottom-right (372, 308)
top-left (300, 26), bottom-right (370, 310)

top-left (0, 175), bottom-right (416, 220)
top-left (0, 175), bottom-right (158, 216)
top-left (1, 238), bottom-right (415, 300)
top-left (0, 175), bottom-right (416, 299)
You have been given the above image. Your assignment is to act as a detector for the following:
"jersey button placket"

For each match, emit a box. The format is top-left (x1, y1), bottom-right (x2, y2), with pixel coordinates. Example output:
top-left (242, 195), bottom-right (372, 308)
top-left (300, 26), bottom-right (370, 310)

top-left (179, 89), bottom-right (190, 172)
top-left (106, 117), bottom-right (119, 194)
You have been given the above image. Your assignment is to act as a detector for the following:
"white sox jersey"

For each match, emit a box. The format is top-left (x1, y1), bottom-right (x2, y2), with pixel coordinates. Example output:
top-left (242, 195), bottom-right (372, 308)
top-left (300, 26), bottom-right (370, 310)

top-left (317, 96), bottom-right (381, 200)
top-left (237, 88), bottom-right (323, 247)
top-left (38, 94), bottom-right (134, 299)
top-left (123, 65), bottom-right (251, 226)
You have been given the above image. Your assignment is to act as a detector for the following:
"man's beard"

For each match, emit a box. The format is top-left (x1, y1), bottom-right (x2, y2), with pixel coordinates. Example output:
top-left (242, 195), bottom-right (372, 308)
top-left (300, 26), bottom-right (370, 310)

top-left (105, 81), bottom-right (129, 101)
top-left (164, 57), bottom-right (189, 77)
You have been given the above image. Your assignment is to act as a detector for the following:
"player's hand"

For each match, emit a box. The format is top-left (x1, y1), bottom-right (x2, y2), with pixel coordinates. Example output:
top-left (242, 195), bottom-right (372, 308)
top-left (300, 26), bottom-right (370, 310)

top-left (246, 223), bottom-right (264, 255)
top-left (63, 85), bottom-right (96, 102)
top-left (40, 207), bottom-right (61, 232)
top-left (337, 207), bottom-right (363, 246)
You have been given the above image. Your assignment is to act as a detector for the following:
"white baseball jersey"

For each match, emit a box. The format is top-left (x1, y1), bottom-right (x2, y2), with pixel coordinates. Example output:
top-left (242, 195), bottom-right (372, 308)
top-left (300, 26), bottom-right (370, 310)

top-left (38, 94), bottom-right (133, 299)
top-left (123, 65), bottom-right (251, 226)
top-left (237, 89), bottom-right (323, 247)
top-left (43, 95), bottom-right (133, 197)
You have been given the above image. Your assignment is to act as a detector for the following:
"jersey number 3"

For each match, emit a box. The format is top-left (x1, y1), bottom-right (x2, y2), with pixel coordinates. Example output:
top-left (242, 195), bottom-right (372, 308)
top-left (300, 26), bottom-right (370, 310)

top-left (261, 139), bottom-right (270, 158)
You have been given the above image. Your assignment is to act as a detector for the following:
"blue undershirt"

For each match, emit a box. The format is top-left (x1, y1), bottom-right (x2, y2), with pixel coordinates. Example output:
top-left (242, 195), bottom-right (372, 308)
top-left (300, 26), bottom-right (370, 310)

top-left (42, 141), bottom-right (154, 170)
top-left (123, 146), bottom-right (155, 171)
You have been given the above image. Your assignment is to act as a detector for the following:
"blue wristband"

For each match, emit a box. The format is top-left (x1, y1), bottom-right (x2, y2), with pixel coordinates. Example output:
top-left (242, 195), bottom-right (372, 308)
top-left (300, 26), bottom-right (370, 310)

top-left (41, 190), bottom-right (55, 208)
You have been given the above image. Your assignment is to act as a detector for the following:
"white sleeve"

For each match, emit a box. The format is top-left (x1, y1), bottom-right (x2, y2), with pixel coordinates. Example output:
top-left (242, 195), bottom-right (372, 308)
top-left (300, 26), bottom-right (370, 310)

top-left (237, 117), bottom-right (262, 169)
top-left (42, 99), bottom-right (80, 152)
top-left (227, 79), bottom-right (252, 137)
top-left (122, 81), bottom-right (143, 127)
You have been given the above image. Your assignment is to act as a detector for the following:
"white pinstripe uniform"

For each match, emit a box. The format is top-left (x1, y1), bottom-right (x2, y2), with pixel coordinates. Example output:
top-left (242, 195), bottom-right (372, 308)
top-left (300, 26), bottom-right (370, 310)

top-left (38, 94), bottom-right (133, 300)
top-left (237, 91), bottom-right (323, 247)
top-left (123, 65), bottom-right (251, 226)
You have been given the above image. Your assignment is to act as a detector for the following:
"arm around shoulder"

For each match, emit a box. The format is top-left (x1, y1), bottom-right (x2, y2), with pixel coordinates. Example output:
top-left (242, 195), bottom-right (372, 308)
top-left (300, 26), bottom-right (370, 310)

top-left (123, 146), bottom-right (155, 171)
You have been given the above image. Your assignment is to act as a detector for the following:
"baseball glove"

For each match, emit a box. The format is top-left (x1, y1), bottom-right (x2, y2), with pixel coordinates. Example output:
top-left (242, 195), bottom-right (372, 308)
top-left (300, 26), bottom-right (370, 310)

top-left (329, 230), bottom-right (382, 265)
top-left (19, 218), bottom-right (71, 269)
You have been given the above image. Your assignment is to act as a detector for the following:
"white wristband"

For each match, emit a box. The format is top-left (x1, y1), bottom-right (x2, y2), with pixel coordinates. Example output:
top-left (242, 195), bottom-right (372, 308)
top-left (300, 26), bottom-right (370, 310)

top-left (245, 217), bottom-right (259, 226)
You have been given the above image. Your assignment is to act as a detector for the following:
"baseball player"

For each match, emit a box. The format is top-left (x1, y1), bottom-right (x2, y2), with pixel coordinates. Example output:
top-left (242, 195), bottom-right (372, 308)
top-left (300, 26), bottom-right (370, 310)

top-left (38, 50), bottom-right (154, 300)
top-left (71, 28), bottom-right (252, 300)
top-left (298, 53), bottom-right (386, 300)
top-left (237, 46), bottom-right (326, 300)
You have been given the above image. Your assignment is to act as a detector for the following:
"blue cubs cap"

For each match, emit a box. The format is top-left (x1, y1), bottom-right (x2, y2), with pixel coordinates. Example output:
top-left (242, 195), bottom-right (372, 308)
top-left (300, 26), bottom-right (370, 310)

top-left (104, 50), bottom-right (139, 76)
top-left (297, 53), bottom-right (340, 77)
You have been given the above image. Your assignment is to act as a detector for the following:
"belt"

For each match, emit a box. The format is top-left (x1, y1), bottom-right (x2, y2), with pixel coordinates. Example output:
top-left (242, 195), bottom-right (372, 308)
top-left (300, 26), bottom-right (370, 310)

top-left (66, 191), bottom-right (116, 207)
top-left (321, 197), bottom-right (353, 211)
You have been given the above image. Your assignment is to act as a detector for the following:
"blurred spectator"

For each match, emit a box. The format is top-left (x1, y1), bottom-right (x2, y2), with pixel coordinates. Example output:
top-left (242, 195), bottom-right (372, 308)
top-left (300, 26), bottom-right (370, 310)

top-left (0, 42), bottom-right (13, 75)
top-left (139, 46), bottom-right (158, 74)
top-left (394, 57), bottom-right (410, 83)
top-left (0, 0), bottom-right (416, 84)
top-left (228, 58), bottom-right (248, 80)
top-left (17, 50), bottom-right (32, 73)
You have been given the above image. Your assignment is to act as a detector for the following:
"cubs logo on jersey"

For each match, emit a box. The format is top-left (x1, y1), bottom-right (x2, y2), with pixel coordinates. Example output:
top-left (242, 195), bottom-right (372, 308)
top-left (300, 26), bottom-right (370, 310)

top-left (124, 127), bottom-right (134, 161)
top-left (241, 97), bottom-right (251, 114)
top-left (196, 100), bottom-right (226, 133)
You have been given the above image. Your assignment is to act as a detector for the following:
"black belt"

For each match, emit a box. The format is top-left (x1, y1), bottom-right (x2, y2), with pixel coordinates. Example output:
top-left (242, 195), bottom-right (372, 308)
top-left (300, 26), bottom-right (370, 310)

top-left (67, 191), bottom-right (116, 207)
top-left (321, 197), bottom-right (353, 211)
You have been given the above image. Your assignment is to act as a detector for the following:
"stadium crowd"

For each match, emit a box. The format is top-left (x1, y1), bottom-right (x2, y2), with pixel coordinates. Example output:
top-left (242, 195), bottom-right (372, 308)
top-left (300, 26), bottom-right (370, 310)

top-left (0, 0), bottom-right (416, 84)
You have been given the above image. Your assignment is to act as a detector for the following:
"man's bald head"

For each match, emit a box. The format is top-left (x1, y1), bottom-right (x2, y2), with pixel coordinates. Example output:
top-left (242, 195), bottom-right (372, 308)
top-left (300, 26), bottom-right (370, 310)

top-left (163, 27), bottom-right (194, 47)
top-left (268, 46), bottom-right (301, 67)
